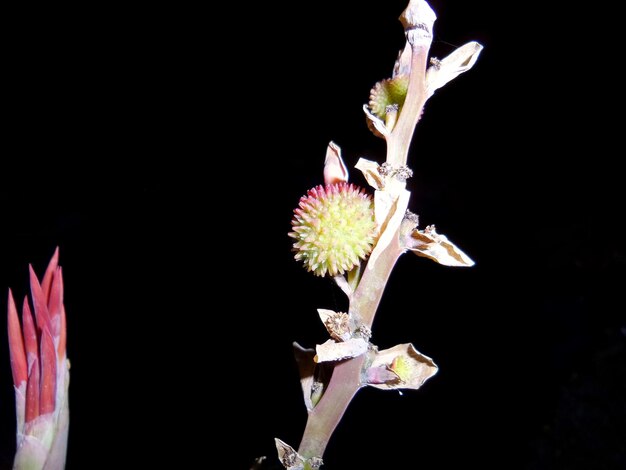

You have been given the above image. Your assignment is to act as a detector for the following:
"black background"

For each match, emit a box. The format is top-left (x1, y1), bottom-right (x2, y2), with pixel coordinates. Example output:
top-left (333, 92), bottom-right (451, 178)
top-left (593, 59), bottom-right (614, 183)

top-left (1, 1), bottom-right (624, 468)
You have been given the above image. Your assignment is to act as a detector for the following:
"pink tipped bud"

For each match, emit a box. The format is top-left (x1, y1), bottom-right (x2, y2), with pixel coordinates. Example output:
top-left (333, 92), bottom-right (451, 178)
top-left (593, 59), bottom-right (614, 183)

top-left (323, 141), bottom-right (349, 185)
top-left (59, 305), bottom-right (67, 359)
top-left (39, 328), bottom-right (57, 415)
top-left (25, 356), bottom-right (40, 423)
top-left (41, 246), bottom-right (60, 301)
top-left (48, 267), bottom-right (64, 340)
top-left (7, 290), bottom-right (28, 387)
top-left (22, 299), bottom-right (38, 369)
top-left (29, 265), bottom-right (51, 333)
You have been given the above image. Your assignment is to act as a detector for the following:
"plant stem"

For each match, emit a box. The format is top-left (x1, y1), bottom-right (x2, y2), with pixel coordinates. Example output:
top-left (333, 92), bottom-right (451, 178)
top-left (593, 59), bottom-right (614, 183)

top-left (297, 17), bottom-right (429, 466)
top-left (388, 46), bottom-right (429, 168)
top-left (298, 240), bottom-right (404, 463)
top-left (297, 356), bottom-right (363, 462)
top-left (351, 238), bottom-right (404, 329)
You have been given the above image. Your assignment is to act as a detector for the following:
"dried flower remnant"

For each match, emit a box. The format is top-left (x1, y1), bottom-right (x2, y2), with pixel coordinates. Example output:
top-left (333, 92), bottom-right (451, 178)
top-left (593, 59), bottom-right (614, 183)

top-left (401, 219), bottom-right (474, 267)
top-left (275, 439), bottom-right (323, 470)
top-left (317, 309), bottom-right (351, 342)
top-left (365, 343), bottom-right (438, 391)
top-left (323, 141), bottom-right (349, 185)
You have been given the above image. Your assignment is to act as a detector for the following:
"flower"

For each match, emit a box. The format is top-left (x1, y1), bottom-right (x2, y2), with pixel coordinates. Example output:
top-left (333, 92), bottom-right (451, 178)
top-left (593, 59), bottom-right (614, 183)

top-left (289, 142), bottom-right (377, 278)
top-left (289, 183), bottom-right (377, 277)
top-left (7, 248), bottom-right (70, 470)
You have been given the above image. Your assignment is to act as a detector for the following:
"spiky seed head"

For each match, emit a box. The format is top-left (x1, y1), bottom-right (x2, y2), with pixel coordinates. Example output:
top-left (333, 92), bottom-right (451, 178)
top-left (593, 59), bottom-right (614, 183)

top-left (369, 75), bottom-right (409, 119)
top-left (289, 183), bottom-right (377, 277)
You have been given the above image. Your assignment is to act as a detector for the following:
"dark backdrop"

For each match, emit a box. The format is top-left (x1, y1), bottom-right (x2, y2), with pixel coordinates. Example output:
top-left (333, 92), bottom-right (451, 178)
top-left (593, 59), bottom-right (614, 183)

top-left (1, 1), bottom-right (624, 468)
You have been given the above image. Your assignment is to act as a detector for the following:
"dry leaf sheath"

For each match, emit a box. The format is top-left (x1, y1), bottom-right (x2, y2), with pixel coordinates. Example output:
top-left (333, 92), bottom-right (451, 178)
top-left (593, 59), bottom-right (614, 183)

top-left (277, 1), bottom-right (481, 468)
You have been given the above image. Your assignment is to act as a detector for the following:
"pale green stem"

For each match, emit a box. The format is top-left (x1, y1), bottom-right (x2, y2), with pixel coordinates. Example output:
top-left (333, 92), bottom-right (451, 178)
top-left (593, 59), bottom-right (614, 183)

top-left (298, 239), bottom-right (404, 463)
top-left (350, 238), bottom-right (405, 329)
top-left (298, 357), bottom-right (363, 463)
top-left (387, 45), bottom-right (429, 168)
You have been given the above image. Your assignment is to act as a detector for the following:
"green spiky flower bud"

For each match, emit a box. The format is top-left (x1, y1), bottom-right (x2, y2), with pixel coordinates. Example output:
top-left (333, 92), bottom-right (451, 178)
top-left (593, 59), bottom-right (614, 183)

top-left (289, 183), bottom-right (377, 277)
top-left (369, 75), bottom-right (409, 120)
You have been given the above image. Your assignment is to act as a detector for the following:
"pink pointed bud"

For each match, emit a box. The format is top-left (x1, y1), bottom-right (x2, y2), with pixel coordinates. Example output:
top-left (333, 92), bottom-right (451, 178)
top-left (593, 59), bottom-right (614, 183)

top-left (29, 265), bottom-right (51, 333)
top-left (7, 290), bottom-right (28, 387)
top-left (323, 141), bottom-right (349, 185)
top-left (47, 267), bottom-right (63, 339)
top-left (39, 328), bottom-right (57, 415)
top-left (25, 356), bottom-right (40, 423)
top-left (59, 305), bottom-right (67, 359)
top-left (41, 246), bottom-right (60, 301)
top-left (22, 299), bottom-right (38, 370)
